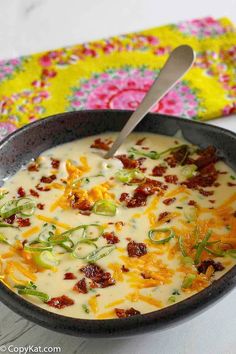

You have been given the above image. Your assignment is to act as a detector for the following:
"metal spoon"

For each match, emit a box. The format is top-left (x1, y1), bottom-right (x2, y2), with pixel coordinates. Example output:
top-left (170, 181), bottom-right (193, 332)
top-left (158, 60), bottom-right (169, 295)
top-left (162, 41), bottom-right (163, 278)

top-left (105, 44), bottom-right (195, 159)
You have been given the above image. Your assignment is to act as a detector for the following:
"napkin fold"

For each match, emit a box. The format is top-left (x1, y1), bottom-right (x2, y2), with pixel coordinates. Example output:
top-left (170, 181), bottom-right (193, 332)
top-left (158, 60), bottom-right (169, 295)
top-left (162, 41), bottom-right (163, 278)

top-left (0, 17), bottom-right (235, 140)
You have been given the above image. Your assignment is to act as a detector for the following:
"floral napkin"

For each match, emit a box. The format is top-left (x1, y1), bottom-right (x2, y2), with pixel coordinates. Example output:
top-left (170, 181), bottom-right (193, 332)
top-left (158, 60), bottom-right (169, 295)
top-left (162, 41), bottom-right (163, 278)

top-left (0, 17), bottom-right (235, 140)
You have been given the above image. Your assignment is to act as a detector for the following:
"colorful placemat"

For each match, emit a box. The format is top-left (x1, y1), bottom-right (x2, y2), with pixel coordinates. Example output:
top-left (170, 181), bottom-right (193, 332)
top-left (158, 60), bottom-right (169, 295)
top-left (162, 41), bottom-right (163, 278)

top-left (0, 17), bottom-right (235, 140)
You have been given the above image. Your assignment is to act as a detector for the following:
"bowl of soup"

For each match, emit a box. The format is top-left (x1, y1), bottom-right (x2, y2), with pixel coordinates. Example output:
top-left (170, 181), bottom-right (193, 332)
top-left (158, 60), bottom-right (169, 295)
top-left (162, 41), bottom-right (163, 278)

top-left (0, 110), bottom-right (235, 337)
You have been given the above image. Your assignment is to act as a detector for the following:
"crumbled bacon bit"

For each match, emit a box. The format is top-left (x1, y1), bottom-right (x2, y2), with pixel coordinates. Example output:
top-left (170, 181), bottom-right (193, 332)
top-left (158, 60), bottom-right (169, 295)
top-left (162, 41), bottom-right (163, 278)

top-left (228, 182), bottom-right (236, 187)
top-left (188, 200), bottom-right (197, 206)
top-left (120, 178), bottom-right (165, 208)
top-left (164, 175), bottom-right (178, 184)
top-left (17, 187), bottom-right (26, 197)
top-left (27, 162), bottom-right (39, 172)
top-left (73, 278), bottom-right (88, 294)
top-left (158, 211), bottom-right (171, 222)
top-left (152, 165), bottom-right (167, 177)
top-left (197, 260), bottom-right (224, 274)
top-left (64, 272), bottom-right (77, 280)
top-left (209, 200), bottom-right (215, 204)
top-left (119, 193), bottom-right (130, 202)
top-left (80, 264), bottom-right (115, 288)
top-left (115, 307), bottom-right (140, 318)
top-left (79, 210), bottom-right (91, 216)
top-left (40, 175), bottom-right (56, 184)
top-left (136, 137), bottom-right (146, 145)
top-left (17, 217), bottom-right (31, 227)
top-left (198, 188), bottom-right (214, 196)
top-left (47, 295), bottom-right (74, 309)
top-left (164, 145), bottom-right (190, 167)
top-left (195, 146), bottom-right (219, 170)
top-left (163, 197), bottom-right (176, 205)
top-left (121, 265), bottom-right (129, 272)
top-left (102, 232), bottom-right (119, 244)
top-left (90, 138), bottom-right (112, 151)
top-left (30, 189), bottom-right (39, 197)
top-left (116, 155), bottom-right (145, 169)
top-left (182, 163), bottom-right (218, 189)
top-left (51, 158), bottom-right (60, 169)
top-left (4, 215), bottom-right (16, 224)
top-left (37, 203), bottom-right (45, 210)
top-left (127, 241), bottom-right (147, 258)
top-left (70, 195), bottom-right (92, 211)
top-left (233, 211), bottom-right (236, 217)
top-left (36, 184), bottom-right (50, 192)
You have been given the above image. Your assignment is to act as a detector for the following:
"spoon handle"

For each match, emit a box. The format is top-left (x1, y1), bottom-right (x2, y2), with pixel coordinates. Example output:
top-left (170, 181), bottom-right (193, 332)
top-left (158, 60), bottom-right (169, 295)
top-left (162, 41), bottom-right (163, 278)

top-left (105, 45), bottom-right (195, 159)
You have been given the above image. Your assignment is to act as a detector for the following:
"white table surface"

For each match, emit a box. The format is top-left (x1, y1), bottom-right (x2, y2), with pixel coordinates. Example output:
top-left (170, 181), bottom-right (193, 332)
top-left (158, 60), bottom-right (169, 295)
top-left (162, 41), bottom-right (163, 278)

top-left (0, 1), bottom-right (235, 353)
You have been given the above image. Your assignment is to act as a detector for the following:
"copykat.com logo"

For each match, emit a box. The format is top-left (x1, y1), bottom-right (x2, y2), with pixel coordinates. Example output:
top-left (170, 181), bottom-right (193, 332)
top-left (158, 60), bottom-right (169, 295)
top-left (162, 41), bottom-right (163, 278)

top-left (0, 345), bottom-right (61, 353)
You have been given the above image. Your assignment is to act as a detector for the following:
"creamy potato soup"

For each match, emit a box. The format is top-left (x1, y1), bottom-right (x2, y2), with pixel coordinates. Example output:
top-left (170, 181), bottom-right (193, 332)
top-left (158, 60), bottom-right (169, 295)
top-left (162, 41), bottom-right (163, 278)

top-left (0, 132), bottom-right (236, 319)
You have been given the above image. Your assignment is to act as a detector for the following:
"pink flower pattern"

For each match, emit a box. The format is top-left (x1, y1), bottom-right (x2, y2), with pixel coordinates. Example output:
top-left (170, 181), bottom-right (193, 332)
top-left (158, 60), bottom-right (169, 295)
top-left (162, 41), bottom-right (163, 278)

top-left (68, 68), bottom-right (199, 118)
top-left (0, 58), bottom-right (25, 82)
top-left (176, 17), bottom-right (227, 38)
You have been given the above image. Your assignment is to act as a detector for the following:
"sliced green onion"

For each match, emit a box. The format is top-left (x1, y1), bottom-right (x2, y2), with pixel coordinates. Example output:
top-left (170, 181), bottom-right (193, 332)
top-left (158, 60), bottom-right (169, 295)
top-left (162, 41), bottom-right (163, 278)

top-left (148, 228), bottom-right (175, 244)
top-left (194, 230), bottom-right (212, 265)
top-left (86, 245), bottom-right (116, 263)
top-left (182, 256), bottom-right (194, 265)
top-left (168, 295), bottom-right (176, 303)
top-left (16, 198), bottom-right (36, 216)
top-left (204, 246), bottom-right (224, 257)
top-left (178, 235), bottom-right (187, 257)
top-left (24, 243), bottom-right (53, 252)
top-left (92, 200), bottom-right (117, 216)
top-left (38, 223), bottom-right (56, 243)
top-left (82, 304), bottom-right (90, 313)
top-left (159, 144), bottom-right (188, 158)
top-left (0, 233), bottom-right (9, 245)
top-left (33, 251), bottom-right (59, 269)
top-left (72, 177), bottom-right (90, 188)
top-left (230, 175), bottom-right (236, 180)
top-left (72, 240), bottom-right (98, 259)
top-left (181, 164), bottom-right (197, 179)
top-left (49, 233), bottom-right (72, 245)
top-left (0, 198), bottom-right (36, 218)
top-left (224, 249), bottom-right (236, 259)
top-left (128, 147), bottom-right (160, 160)
top-left (0, 223), bottom-right (17, 228)
top-left (15, 281), bottom-right (36, 290)
top-left (115, 169), bottom-right (145, 183)
top-left (58, 224), bottom-right (104, 242)
top-left (181, 274), bottom-right (196, 289)
top-left (14, 282), bottom-right (49, 302)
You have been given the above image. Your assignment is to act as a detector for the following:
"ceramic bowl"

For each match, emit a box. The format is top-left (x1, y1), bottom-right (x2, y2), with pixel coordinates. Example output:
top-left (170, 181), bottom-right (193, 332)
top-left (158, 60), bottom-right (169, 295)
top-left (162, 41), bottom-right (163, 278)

top-left (0, 110), bottom-right (235, 337)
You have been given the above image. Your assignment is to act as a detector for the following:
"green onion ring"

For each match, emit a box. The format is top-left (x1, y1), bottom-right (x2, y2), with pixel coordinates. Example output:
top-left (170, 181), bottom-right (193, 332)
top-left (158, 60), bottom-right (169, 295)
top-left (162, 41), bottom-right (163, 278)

top-left (72, 239), bottom-right (98, 259)
top-left (86, 244), bottom-right (116, 263)
top-left (148, 228), bottom-right (175, 244)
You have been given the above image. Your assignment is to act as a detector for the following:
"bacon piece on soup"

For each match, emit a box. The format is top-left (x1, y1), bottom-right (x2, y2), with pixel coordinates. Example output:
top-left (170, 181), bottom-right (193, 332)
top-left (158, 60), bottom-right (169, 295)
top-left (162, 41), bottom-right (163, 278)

top-left (73, 278), bottom-right (88, 294)
top-left (102, 232), bottom-right (119, 244)
top-left (115, 307), bottom-right (140, 318)
top-left (127, 241), bottom-right (147, 258)
top-left (80, 264), bottom-right (115, 288)
top-left (47, 295), bottom-right (74, 309)
top-left (90, 138), bottom-right (113, 151)
top-left (50, 158), bottom-right (60, 169)
top-left (40, 175), bottom-right (56, 184)
top-left (64, 272), bottom-right (77, 280)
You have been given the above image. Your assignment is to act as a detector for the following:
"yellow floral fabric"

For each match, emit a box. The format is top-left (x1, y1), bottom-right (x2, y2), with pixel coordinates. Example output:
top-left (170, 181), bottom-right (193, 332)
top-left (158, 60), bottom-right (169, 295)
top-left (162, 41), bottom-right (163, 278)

top-left (0, 17), bottom-right (235, 140)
